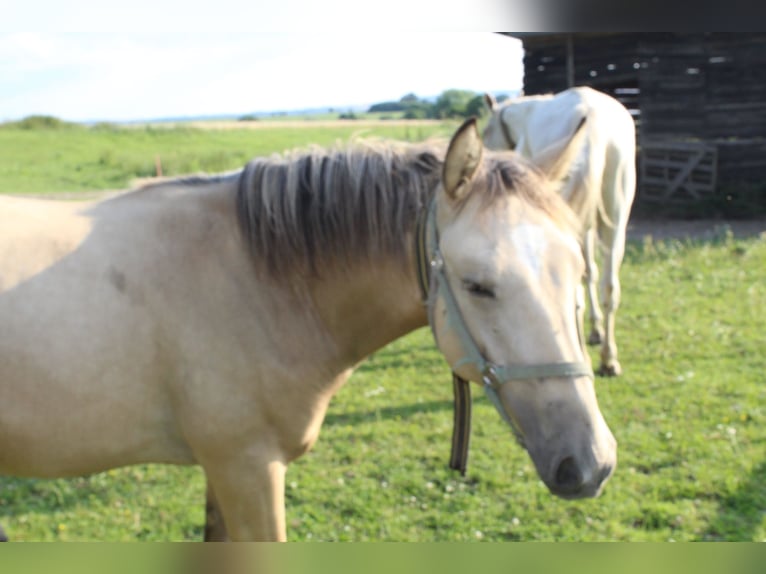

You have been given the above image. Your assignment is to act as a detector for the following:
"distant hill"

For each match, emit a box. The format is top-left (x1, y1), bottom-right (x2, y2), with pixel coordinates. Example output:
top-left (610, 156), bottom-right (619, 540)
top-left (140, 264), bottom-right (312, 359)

top-left (24, 90), bottom-right (518, 125)
top-left (130, 105), bottom-right (370, 125)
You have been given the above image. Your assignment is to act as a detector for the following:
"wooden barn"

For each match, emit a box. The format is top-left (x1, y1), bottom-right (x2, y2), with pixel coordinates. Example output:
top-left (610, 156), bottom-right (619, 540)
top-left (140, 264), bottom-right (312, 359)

top-left (504, 33), bottom-right (766, 217)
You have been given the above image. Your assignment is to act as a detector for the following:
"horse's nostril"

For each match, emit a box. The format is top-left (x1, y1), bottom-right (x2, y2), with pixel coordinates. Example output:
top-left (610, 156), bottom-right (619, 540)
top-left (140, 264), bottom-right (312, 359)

top-left (599, 462), bottom-right (615, 485)
top-left (555, 456), bottom-right (583, 491)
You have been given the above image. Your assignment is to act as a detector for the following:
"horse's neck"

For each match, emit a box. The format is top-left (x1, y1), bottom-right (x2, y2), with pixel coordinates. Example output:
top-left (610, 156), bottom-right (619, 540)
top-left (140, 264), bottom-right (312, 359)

top-left (152, 180), bottom-right (427, 372)
top-left (307, 254), bottom-right (427, 367)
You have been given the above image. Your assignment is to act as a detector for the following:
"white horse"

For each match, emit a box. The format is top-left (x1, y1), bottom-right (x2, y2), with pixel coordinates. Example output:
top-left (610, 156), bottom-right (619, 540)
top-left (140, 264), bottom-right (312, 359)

top-left (0, 119), bottom-right (615, 541)
top-left (483, 87), bottom-right (637, 376)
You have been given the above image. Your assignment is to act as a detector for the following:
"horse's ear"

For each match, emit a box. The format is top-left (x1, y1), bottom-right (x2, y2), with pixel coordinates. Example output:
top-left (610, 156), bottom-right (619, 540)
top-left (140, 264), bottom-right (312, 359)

top-left (484, 92), bottom-right (497, 112)
top-left (443, 118), bottom-right (483, 202)
top-left (533, 114), bottom-right (588, 183)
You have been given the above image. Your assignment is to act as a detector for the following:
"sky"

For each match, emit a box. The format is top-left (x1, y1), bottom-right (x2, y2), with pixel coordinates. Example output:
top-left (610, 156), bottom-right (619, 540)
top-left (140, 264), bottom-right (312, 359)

top-left (1, 3), bottom-right (527, 123)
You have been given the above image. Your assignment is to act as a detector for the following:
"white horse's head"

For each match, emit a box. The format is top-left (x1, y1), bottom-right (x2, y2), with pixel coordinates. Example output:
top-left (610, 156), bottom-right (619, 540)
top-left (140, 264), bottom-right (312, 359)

top-left (482, 92), bottom-right (518, 150)
top-left (427, 119), bottom-right (615, 498)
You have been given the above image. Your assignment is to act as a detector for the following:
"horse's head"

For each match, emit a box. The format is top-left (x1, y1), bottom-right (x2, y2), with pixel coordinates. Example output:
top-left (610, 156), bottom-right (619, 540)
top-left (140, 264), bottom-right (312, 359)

top-left (427, 119), bottom-right (615, 499)
top-left (482, 92), bottom-right (520, 152)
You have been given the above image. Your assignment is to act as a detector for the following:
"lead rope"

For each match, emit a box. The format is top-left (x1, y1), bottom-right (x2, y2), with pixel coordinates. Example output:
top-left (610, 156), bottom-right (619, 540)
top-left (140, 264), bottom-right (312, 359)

top-left (449, 373), bottom-right (472, 475)
top-left (414, 199), bottom-right (473, 475)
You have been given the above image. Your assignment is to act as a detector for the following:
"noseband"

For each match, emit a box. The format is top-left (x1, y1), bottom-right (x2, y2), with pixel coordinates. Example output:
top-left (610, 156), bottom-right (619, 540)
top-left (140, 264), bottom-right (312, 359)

top-left (414, 197), bottom-right (593, 475)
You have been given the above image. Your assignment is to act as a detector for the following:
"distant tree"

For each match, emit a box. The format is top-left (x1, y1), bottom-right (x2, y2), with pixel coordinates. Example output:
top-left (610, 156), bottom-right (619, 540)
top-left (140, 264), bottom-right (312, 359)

top-left (432, 90), bottom-right (479, 119)
top-left (4, 115), bottom-right (78, 130)
top-left (403, 105), bottom-right (429, 119)
top-left (465, 94), bottom-right (487, 118)
top-left (368, 101), bottom-right (405, 113)
top-left (369, 90), bottom-right (491, 119)
top-left (90, 122), bottom-right (120, 132)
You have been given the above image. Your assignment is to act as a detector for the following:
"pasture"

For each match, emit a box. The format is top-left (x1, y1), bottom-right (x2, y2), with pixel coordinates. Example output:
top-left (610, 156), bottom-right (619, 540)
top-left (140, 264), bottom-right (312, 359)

top-left (0, 118), bottom-right (452, 197)
top-left (0, 121), bottom-right (765, 541)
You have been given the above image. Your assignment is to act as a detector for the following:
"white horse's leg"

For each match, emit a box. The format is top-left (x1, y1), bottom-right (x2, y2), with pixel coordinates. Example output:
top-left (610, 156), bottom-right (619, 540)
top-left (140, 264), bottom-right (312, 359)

top-left (597, 222), bottom-right (624, 376)
top-left (204, 480), bottom-right (229, 541)
top-left (596, 148), bottom-right (635, 377)
top-left (202, 455), bottom-right (287, 541)
top-left (583, 225), bottom-right (604, 346)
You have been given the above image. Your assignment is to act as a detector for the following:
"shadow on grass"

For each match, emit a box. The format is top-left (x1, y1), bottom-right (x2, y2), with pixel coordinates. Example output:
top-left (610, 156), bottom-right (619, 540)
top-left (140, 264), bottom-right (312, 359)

top-left (0, 479), bottom-right (76, 542)
top-left (701, 459), bottom-right (766, 541)
top-left (0, 473), bottom-right (137, 541)
top-left (324, 399), bottom-right (453, 427)
top-left (0, 476), bottom-right (98, 511)
top-left (358, 344), bottom-right (442, 374)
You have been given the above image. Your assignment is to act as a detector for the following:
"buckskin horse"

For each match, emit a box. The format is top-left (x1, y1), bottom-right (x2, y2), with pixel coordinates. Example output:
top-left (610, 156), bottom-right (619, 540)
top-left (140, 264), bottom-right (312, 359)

top-left (0, 119), bottom-right (615, 541)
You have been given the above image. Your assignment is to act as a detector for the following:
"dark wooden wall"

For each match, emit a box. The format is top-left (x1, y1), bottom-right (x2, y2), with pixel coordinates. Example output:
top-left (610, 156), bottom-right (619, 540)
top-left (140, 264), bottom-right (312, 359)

top-left (521, 33), bottom-right (642, 111)
top-left (637, 33), bottom-right (766, 213)
top-left (638, 33), bottom-right (766, 141)
top-left (510, 33), bottom-right (766, 216)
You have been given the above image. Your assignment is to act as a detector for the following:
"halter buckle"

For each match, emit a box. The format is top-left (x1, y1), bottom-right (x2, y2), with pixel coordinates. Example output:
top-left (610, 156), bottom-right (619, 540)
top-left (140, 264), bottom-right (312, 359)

top-left (482, 364), bottom-right (501, 389)
top-left (430, 252), bottom-right (444, 271)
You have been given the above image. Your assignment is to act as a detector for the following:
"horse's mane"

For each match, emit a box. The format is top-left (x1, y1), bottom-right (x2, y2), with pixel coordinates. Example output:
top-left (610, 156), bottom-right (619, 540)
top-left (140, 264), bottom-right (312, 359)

top-left (234, 140), bottom-right (577, 279)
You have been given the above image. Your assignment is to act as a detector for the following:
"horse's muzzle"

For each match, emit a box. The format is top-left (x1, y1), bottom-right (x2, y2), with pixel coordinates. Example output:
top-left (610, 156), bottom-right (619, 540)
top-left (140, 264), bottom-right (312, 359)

top-left (548, 456), bottom-right (615, 500)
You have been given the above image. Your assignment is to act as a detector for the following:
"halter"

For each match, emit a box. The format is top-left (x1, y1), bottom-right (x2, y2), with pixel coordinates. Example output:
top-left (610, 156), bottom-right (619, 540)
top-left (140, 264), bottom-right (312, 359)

top-left (414, 196), bottom-right (593, 475)
top-left (498, 107), bottom-right (517, 150)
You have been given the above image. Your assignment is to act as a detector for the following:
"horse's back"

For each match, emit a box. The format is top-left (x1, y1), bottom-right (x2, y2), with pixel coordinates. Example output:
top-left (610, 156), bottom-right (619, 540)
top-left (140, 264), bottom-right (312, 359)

top-left (531, 87), bottom-right (634, 148)
top-left (573, 87), bottom-right (635, 149)
top-left (541, 88), bottom-right (635, 197)
top-left (0, 192), bottom-right (205, 476)
top-left (568, 88), bottom-right (636, 220)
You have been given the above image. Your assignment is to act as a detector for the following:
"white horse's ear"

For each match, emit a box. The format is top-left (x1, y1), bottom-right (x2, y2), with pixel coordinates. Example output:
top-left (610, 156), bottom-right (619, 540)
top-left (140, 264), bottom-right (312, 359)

top-left (533, 114), bottom-right (588, 183)
top-left (484, 92), bottom-right (497, 111)
top-left (443, 118), bottom-right (483, 202)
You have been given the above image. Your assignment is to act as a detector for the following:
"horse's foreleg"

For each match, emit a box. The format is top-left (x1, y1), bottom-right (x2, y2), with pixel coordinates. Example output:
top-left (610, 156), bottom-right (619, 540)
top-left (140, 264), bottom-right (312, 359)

top-left (202, 454), bottom-right (287, 541)
top-left (597, 219), bottom-right (627, 377)
top-left (204, 480), bottom-right (229, 541)
top-left (0, 523), bottom-right (7, 542)
top-left (583, 226), bottom-right (604, 346)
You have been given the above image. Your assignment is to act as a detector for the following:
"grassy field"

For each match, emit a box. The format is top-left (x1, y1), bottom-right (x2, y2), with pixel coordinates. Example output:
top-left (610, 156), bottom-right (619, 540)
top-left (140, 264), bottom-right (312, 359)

top-left (0, 119), bottom-right (454, 197)
top-left (0, 122), bottom-right (765, 541)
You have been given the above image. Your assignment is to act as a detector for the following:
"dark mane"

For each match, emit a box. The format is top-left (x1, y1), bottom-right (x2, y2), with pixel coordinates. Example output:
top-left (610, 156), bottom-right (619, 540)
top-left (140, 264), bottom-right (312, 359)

top-left (235, 141), bottom-right (442, 278)
top-left (233, 140), bottom-right (576, 279)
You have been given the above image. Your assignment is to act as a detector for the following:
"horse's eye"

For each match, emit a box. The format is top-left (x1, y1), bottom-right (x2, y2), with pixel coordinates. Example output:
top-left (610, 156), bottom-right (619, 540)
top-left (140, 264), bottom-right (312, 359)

top-left (463, 280), bottom-right (496, 299)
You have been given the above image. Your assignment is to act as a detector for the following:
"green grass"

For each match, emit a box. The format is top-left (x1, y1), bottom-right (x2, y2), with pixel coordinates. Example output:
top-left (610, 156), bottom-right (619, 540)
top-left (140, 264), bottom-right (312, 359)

top-left (282, 234), bottom-right (766, 542)
top-left (0, 121), bottom-right (455, 196)
top-left (1, 123), bottom-right (765, 541)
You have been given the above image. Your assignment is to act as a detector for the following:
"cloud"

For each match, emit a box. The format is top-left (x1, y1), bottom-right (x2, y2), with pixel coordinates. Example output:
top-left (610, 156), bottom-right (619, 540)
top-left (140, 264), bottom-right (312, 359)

top-left (2, 0), bottom-right (524, 34)
top-left (0, 32), bottom-right (522, 122)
